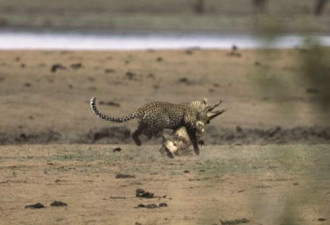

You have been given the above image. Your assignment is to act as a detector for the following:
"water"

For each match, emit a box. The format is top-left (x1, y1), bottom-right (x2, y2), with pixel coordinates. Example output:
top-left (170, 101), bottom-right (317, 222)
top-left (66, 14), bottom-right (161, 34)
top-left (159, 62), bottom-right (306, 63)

top-left (0, 30), bottom-right (329, 50)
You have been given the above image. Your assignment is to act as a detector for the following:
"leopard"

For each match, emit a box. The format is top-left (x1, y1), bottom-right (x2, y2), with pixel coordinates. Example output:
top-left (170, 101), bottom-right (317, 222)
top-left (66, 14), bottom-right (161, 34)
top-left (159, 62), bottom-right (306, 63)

top-left (90, 97), bottom-right (208, 155)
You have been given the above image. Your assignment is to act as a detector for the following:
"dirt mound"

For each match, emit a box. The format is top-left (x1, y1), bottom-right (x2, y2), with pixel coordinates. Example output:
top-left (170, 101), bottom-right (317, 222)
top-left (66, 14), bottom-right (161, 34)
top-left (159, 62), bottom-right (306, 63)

top-left (86, 127), bottom-right (131, 144)
top-left (1, 126), bottom-right (330, 145)
top-left (0, 129), bottom-right (61, 144)
top-left (204, 125), bottom-right (330, 145)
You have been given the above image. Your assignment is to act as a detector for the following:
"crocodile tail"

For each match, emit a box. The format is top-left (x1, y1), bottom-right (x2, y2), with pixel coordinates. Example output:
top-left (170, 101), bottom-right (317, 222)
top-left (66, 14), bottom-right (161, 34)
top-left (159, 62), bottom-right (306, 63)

top-left (90, 97), bottom-right (138, 122)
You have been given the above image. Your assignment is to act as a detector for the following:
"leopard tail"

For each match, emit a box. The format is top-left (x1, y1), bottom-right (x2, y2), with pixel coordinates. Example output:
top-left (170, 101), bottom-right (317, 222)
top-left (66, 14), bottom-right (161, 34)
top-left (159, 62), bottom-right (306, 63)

top-left (90, 97), bottom-right (139, 122)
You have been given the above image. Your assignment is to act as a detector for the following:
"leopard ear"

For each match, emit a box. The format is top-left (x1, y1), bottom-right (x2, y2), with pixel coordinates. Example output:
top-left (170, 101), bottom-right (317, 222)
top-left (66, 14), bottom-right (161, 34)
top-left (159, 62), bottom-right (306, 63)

top-left (202, 98), bottom-right (208, 104)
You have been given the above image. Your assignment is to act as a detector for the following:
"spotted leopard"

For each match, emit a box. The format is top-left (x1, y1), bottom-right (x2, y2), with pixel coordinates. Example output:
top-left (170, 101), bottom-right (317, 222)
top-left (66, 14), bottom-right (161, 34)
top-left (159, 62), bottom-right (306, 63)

top-left (90, 97), bottom-right (208, 154)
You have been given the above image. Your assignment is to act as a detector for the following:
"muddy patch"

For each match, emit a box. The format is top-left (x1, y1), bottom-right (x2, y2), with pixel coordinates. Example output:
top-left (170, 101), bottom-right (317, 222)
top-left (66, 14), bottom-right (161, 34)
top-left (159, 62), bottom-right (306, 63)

top-left (1, 126), bottom-right (330, 145)
top-left (86, 127), bottom-right (131, 143)
top-left (135, 203), bottom-right (168, 209)
top-left (204, 125), bottom-right (330, 145)
top-left (136, 189), bottom-right (154, 198)
top-left (50, 201), bottom-right (68, 207)
top-left (116, 174), bottom-right (136, 179)
top-left (25, 203), bottom-right (45, 209)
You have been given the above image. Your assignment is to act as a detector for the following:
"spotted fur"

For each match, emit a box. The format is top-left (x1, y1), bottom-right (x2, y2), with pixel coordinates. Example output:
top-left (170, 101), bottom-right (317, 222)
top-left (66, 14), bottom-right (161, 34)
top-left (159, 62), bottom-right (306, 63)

top-left (90, 97), bottom-right (208, 154)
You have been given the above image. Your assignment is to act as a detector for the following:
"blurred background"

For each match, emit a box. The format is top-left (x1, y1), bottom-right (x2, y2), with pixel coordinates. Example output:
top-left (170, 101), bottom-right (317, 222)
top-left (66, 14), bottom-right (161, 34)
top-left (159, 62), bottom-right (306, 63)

top-left (0, 2), bottom-right (329, 224)
top-left (0, 0), bottom-right (329, 144)
top-left (0, 0), bottom-right (329, 32)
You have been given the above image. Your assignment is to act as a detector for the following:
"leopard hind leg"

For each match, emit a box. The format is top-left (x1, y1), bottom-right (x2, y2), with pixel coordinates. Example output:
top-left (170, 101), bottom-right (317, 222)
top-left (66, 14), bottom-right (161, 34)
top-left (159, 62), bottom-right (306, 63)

top-left (132, 123), bottom-right (149, 146)
top-left (143, 128), bottom-right (163, 139)
top-left (143, 129), bottom-right (153, 139)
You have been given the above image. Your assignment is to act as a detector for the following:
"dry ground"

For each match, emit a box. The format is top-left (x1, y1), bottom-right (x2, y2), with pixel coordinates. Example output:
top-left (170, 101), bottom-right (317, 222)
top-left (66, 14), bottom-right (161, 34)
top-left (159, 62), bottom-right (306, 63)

top-left (1, 49), bottom-right (330, 144)
top-left (0, 144), bottom-right (329, 225)
top-left (0, 49), bottom-right (329, 224)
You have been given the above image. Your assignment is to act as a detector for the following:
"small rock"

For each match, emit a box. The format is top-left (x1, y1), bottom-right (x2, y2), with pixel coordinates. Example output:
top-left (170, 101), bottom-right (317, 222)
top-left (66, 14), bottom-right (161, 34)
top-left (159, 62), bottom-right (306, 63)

top-left (159, 203), bottom-right (168, 207)
top-left (220, 218), bottom-right (250, 225)
top-left (115, 174), bottom-right (136, 179)
top-left (113, 147), bottom-right (122, 152)
top-left (137, 192), bottom-right (154, 198)
top-left (145, 204), bottom-right (158, 208)
top-left (137, 203), bottom-right (158, 209)
top-left (51, 64), bottom-right (66, 73)
top-left (136, 188), bottom-right (145, 195)
top-left (105, 68), bottom-right (116, 73)
top-left (50, 201), bottom-right (68, 207)
top-left (236, 126), bottom-right (243, 132)
top-left (19, 133), bottom-right (27, 139)
top-left (136, 189), bottom-right (154, 198)
top-left (126, 71), bottom-right (137, 80)
top-left (179, 77), bottom-right (188, 82)
top-left (137, 203), bottom-right (145, 208)
top-left (70, 63), bottom-right (82, 69)
top-left (318, 218), bottom-right (327, 222)
top-left (25, 203), bottom-right (45, 209)
top-left (178, 77), bottom-right (189, 84)
top-left (140, 192), bottom-right (154, 198)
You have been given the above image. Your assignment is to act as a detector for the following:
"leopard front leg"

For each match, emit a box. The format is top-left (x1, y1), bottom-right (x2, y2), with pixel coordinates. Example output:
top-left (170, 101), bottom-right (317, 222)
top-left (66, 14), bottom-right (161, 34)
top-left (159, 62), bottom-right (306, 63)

top-left (186, 126), bottom-right (200, 155)
top-left (184, 109), bottom-right (200, 155)
top-left (132, 129), bottom-right (142, 146)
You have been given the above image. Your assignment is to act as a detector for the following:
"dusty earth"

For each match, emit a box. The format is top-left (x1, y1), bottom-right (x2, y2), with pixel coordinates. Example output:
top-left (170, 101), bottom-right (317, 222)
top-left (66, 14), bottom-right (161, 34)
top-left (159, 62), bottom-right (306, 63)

top-left (0, 144), bottom-right (329, 225)
top-left (0, 49), bottom-right (329, 225)
top-left (1, 49), bottom-right (330, 145)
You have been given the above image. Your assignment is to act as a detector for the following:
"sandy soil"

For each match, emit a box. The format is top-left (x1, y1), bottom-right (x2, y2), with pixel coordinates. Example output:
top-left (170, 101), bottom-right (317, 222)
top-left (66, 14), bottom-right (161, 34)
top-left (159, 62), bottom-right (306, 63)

top-left (0, 49), bottom-right (329, 225)
top-left (0, 49), bottom-right (329, 145)
top-left (0, 144), bottom-right (329, 225)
